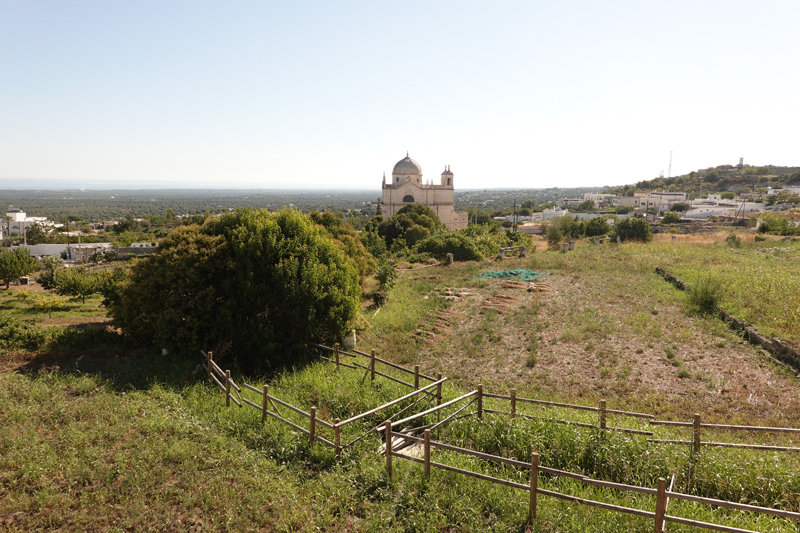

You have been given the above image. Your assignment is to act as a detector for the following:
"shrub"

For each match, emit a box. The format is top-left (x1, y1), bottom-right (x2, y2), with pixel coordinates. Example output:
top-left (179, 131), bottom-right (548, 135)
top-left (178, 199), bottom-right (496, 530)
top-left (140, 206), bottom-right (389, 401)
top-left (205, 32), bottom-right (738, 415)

top-left (612, 217), bottom-right (653, 243)
top-left (549, 216), bottom-right (585, 239)
top-left (0, 248), bottom-right (39, 289)
top-left (687, 276), bottom-right (722, 315)
top-left (0, 315), bottom-right (52, 352)
top-left (585, 217), bottom-right (611, 237)
top-left (757, 213), bottom-right (791, 235)
top-left (360, 229), bottom-right (387, 259)
top-left (16, 292), bottom-right (69, 318)
top-left (662, 211), bottom-right (682, 224)
top-left (416, 232), bottom-right (484, 261)
top-left (374, 257), bottom-right (398, 293)
top-left (108, 209), bottom-right (360, 368)
top-left (545, 224), bottom-right (563, 247)
top-left (309, 211), bottom-right (376, 279)
top-left (403, 224), bottom-right (431, 246)
top-left (378, 204), bottom-right (443, 249)
top-left (53, 267), bottom-right (107, 303)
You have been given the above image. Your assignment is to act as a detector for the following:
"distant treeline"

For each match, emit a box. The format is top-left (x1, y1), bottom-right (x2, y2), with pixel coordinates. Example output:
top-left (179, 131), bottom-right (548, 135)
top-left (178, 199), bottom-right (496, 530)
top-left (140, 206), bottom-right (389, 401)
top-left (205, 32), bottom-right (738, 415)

top-left (1, 187), bottom-right (608, 223)
top-left (0, 189), bottom-right (380, 222)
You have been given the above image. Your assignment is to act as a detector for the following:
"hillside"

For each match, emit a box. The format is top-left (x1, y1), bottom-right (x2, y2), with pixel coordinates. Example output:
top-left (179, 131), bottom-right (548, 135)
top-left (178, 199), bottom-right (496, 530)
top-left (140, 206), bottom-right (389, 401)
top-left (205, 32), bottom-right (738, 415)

top-left (2, 231), bottom-right (799, 532)
top-left (605, 164), bottom-right (800, 197)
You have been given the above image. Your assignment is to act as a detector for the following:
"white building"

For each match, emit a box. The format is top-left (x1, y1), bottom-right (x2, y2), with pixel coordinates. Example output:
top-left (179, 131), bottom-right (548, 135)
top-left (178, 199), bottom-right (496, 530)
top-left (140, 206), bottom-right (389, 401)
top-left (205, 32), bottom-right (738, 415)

top-left (683, 199), bottom-right (764, 219)
top-left (4, 209), bottom-right (56, 235)
top-left (16, 243), bottom-right (113, 260)
top-left (541, 207), bottom-right (571, 221)
top-left (767, 186), bottom-right (800, 196)
top-left (381, 154), bottom-right (468, 231)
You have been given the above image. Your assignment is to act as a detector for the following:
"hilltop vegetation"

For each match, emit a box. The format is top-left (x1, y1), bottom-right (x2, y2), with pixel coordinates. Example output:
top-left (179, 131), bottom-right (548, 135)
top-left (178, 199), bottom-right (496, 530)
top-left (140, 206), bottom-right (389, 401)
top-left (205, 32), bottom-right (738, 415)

top-left (605, 164), bottom-right (800, 197)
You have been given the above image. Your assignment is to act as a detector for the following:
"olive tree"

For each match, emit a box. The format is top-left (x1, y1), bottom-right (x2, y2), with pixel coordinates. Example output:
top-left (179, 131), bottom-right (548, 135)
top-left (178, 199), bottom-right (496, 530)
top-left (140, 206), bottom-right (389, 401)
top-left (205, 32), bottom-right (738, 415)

top-left (108, 209), bottom-right (361, 368)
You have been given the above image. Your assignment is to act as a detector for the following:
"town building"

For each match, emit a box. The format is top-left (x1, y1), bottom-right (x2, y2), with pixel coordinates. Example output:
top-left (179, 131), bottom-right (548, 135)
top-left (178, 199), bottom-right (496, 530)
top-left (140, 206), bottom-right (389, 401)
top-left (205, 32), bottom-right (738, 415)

top-left (4, 208), bottom-right (58, 235)
top-left (381, 154), bottom-right (468, 231)
top-left (582, 193), bottom-right (617, 209)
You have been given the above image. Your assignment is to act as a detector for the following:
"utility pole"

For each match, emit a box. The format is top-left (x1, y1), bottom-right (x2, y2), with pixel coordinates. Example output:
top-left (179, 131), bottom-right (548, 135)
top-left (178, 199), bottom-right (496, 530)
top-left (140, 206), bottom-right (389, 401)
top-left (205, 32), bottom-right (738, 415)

top-left (66, 220), bottom-right (71, 261)
top-left (513, 200), bottom-right (517, 232)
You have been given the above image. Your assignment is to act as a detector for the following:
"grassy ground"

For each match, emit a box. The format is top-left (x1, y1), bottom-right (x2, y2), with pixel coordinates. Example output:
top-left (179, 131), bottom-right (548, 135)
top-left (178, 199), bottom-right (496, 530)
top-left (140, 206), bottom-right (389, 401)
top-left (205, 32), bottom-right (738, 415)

top-left (3, 356), bottom-right (798, 532)
top-left (360, 231), bottom-right (800, 426)
top-left (1, 230), bottom-right (799, 531)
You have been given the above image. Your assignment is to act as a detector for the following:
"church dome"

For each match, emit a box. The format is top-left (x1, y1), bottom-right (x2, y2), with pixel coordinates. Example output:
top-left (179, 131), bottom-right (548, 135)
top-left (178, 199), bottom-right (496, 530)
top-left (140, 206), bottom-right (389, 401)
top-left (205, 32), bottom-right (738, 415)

top-left (392, 154), bottom-right (422, 175)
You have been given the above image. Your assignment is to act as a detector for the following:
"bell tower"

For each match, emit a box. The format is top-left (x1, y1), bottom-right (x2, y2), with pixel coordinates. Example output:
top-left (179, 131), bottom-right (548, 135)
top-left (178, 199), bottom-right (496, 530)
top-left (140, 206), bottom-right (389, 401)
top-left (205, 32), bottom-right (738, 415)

top-left (441, 165), bottom-right (453, 187)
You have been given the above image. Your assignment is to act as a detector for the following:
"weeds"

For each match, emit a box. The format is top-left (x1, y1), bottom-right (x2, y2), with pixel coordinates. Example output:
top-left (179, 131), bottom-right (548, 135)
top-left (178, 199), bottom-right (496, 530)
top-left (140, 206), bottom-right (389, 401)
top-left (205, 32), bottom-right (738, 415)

top-left (686, 276), bottom-right (723, 316)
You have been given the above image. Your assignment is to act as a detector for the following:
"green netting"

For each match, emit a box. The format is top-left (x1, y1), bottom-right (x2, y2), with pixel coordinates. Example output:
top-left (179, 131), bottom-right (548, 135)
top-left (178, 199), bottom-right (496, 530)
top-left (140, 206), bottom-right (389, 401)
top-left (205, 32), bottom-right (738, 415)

top-left (477, 269), bottom-right (550, 282)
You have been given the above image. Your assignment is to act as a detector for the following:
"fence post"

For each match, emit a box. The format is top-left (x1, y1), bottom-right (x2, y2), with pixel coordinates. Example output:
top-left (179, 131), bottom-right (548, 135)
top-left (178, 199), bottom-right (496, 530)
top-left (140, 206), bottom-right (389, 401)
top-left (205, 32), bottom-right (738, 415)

top-left (335, 343), bottom-right (340, 369)
top-left (385, 420), bottom-right (392, 476)
top-left (206, 351), bottom-right (213, 382)
top-left (225, 370), bottom-right (231, 407)
top-left (654, 477), bottom-right (667, 532)
top-left (436, 372), bottom-right (442, 435)
top-left (599, 399), bottom-right (607, 430)
top-left (529, 450), bottom-right (539, 522)
top-left (477, 384), bottom-right (483, 420)
top-left (261, 384), bottom-right (269, 423)
top-left (414, 365), bottom-right (420, 390)
top-left (309, 406), bottom-right (316, 445)
top-left (424, 429), bottom-right (431, 480)
top-left (510, 389), bottom-right (517, 420)
top-left (693, 414), bottom-right (701, 453)
top-left (370, 349), bottom-right (376, 381)
top-left (334, 418), bottom-right (341, 459)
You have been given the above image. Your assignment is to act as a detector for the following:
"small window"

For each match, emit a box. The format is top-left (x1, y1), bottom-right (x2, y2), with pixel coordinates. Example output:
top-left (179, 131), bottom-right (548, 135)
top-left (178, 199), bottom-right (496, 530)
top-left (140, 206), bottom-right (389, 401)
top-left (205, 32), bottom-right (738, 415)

top-left (403, 195), bottom-right (415, 203)
top-left (447, 178), bottom-right (451, 185)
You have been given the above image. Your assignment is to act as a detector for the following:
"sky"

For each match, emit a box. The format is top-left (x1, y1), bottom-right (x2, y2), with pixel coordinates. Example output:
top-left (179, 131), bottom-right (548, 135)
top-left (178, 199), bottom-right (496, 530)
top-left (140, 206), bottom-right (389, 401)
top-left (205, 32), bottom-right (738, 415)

top-left (1, 1), bottom-right (799, 190)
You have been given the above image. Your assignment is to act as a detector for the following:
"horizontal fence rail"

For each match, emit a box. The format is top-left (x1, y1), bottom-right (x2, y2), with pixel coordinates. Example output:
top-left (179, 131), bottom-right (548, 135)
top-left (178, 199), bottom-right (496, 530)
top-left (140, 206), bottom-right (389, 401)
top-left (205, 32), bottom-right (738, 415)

top-left (351, 348), bottom-right (437, 382)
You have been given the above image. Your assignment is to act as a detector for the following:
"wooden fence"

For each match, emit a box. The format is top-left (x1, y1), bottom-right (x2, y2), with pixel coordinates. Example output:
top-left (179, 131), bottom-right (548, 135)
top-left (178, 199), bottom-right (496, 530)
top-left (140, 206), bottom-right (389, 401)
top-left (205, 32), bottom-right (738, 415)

top-left (385, 425), bottom-right (800, 533)
top-left (200, 346), bottom-right (800, 532)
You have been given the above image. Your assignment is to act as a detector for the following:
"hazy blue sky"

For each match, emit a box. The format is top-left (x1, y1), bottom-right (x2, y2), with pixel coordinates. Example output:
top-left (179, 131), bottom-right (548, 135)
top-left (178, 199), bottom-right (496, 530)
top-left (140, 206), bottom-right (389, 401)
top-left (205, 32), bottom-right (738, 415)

top-left (2, 1), bottom-right (798, 189)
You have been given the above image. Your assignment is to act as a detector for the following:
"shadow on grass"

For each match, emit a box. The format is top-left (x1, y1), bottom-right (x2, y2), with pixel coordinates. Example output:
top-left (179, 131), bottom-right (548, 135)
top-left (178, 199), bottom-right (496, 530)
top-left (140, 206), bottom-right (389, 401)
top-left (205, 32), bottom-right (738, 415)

top-left (6, 321), bottom-right (320, 395)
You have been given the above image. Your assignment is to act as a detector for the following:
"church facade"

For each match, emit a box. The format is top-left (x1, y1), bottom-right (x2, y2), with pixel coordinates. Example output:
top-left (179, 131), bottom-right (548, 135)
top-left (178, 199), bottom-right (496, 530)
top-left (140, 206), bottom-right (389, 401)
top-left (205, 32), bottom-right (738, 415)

top-left (380, 154), bottom-right (469, 231)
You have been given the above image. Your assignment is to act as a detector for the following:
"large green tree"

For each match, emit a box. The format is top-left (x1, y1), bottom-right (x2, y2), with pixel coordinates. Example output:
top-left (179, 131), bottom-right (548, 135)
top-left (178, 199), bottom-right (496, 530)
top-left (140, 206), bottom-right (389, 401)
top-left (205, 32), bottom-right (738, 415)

top-left (108, 209), bottom-right (360, 368)
top-left (0, 248), bottom-right (39, 289)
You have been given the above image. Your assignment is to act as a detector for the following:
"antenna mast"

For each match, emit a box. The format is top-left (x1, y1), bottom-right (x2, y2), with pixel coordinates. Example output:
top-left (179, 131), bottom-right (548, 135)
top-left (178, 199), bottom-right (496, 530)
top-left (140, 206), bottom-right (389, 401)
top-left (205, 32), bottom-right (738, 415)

top-left (668, 151), bottom-right (673, 178)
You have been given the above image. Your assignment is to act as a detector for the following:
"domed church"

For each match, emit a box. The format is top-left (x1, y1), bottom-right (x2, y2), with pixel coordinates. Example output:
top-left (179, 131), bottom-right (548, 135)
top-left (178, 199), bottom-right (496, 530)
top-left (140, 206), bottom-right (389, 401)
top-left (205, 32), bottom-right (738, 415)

top-left (381, 153), bottom-right (469, 231)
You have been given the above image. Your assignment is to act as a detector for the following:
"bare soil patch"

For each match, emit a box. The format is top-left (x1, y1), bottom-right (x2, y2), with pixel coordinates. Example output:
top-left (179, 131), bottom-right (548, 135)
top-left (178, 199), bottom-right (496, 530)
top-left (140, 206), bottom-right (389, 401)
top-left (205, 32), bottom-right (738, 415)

top-left (408, 260), bottom-right (800, 426)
